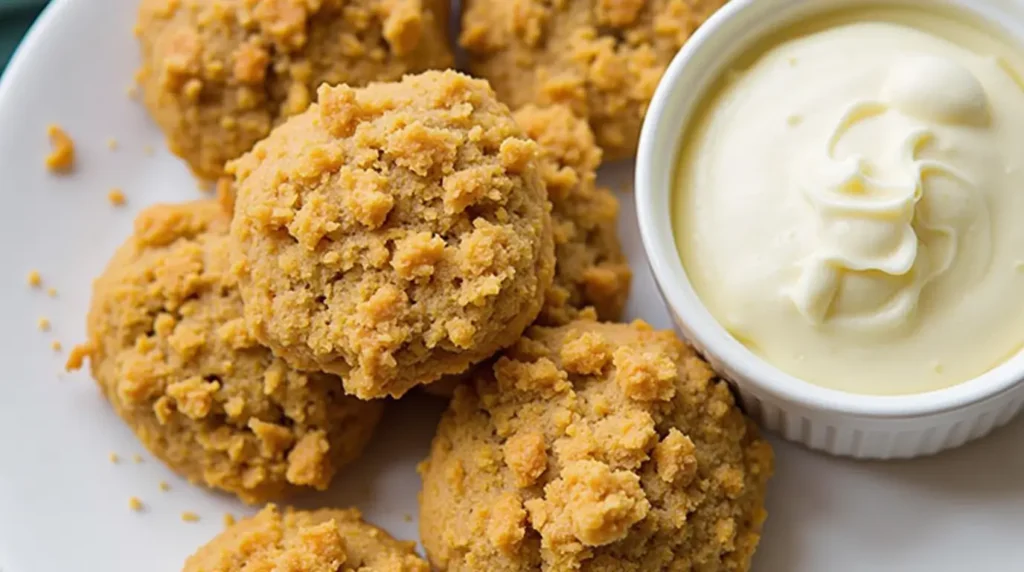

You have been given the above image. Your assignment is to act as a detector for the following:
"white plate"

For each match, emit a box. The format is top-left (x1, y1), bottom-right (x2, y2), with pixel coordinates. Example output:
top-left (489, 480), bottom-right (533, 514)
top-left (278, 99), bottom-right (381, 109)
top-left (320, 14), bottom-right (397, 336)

top-left (0, 1), bottom-right (1022, 570)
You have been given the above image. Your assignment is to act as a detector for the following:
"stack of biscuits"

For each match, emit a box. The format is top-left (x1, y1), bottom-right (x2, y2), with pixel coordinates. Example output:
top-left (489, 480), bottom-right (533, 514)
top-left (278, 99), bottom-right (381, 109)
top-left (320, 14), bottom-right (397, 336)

top-left (71, 0), bottom-right (774, 570)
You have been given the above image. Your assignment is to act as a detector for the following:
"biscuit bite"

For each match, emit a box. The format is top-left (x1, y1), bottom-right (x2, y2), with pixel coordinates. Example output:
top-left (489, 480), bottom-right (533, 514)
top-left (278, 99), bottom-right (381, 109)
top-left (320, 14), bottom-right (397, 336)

top-left (76, 201), bottom-right (382, 504)
top-left (229, 70), bottom-right (556, 399)
top-left (461, 0), bottom-right (728, 160)
top-left (136, 0), bottom-right (453, 178)
top-left (183, 504), bottom-right (428, 571)
top-left (419, 319), bottom-right (773, 571)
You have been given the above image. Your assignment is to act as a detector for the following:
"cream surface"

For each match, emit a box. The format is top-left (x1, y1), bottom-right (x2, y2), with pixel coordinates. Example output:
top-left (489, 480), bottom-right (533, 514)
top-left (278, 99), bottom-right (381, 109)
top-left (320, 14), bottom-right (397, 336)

top-left (674, 9), bottom-right (1024, 395)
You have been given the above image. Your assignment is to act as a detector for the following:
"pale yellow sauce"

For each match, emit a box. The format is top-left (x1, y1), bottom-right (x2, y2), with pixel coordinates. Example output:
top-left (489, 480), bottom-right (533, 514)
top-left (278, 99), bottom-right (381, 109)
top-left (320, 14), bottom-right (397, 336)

top-left (674, 8), bottom-right (1024, 395)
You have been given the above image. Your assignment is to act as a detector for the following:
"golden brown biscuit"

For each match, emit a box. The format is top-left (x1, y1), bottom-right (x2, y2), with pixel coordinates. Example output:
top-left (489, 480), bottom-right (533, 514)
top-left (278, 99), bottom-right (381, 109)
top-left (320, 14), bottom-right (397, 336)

top-left (421, 105), bottom-right (630, 398)
top-left (229, 70), bottom-right (556, 399)
top-left (136, 0), bottom-right (453, 178)
top-left (513, 104), bottom-right (631, 325)
top-left (419, 319), bottom-right (773, 571)
top-left (183, 504), bottom-right (428, 571)
top-left (77, 201), bottom-right (382, 504)
top-left (461, 0), bottom-right (728, 160)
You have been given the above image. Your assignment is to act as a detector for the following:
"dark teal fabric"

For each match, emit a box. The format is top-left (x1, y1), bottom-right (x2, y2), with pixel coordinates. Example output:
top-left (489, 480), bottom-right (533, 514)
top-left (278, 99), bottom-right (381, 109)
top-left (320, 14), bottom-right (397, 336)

top-left (0, 1), bottom-right (44, 71)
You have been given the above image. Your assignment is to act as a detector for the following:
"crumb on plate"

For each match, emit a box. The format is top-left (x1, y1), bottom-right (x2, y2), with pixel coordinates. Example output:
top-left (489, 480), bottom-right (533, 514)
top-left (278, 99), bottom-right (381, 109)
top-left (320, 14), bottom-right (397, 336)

top-left (159, 481), bottom-right (170, 492)
top-left (108, 188), bottom-right (126, 206)
top-left (47, 287), bottom-right (58, 298)
top-left (109, 452), bottom-right (120, 464)
top-left (65, 343), bottom-right (91, 371)
top-left (143, 145), bottom-right (154, 156)
top-left (107, 138), bottom-right (119, 150)
top-left (27, 270), bottom-right (42, 287)
top-left (51, 340), bottom-right (62, 352)
top-left (222, 513), bottom-right (235, 527)
top-left (129, 497), bottom-right (143, 511)
top-left (45, 125), bottom-right (75, 172)
top-left (133, 454), bottom-right (143, 463)
top-left (182, 511), bottom-right (200, 523)
top-left (38, 317), bottom-right (50, 331)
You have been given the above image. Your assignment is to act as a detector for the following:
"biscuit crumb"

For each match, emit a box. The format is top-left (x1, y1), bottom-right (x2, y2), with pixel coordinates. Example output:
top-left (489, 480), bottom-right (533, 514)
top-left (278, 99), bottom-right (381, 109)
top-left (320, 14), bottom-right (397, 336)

top-left (133, 454), bottom-right (143, 463)
top-left (126, 84), bottom-right (139, 99)
top-left (128, 497), bottom-right (143, 511)
top-left (37, 318), bottom-right (51, 332)
top-left (653, 428), bottom-right (698, 484)
top-left (45, 125), bottom-right (75, 172)
top-left (181, 511), bottom-right (200, 523)
top-left (159, 481), bottom-right (171, 492)
top-left (403, 513), bottom-right (413, 523)
top-left (222, 513), bottom-right (235, 527)
top-left (51, 340), bottom-right (63, 352)
top-left (107, 138), bottom-right (119, 150)
top-left (27, 270), bottom-right (42, 287)
top-left (108, 189), bottom-right (127, 206)
top-left (109, 453), bottom-right (120, 464)
top-left (143, 145), bottom-right (154, 156)
top-left (47, 287), bottom-right (58, 298)
top-left (65, 343), bottom-right (91, 371)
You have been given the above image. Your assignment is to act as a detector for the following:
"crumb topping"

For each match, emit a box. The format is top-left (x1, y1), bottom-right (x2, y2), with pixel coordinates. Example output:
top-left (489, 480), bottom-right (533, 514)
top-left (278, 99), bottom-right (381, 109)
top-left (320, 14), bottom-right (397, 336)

top-left (183, 505), bottom-right (429, 572)
top-left (419, 320), bottom-right (774, 571)
top-left (82, 200), bottom-right (382, 503)
top-left (136, 0), bottom-right (453, 178)
top-left (512, 105), bottom-right (631, 325)
top-left (229, 71), bottom-right (555, 398)
top-left (462, 0), bottom-right (728, 159)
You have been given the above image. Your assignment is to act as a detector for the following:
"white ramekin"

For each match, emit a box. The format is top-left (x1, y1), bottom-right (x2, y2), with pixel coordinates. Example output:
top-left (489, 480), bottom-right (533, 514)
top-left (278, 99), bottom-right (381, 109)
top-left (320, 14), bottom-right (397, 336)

top-left (636, 0), bottom-right (1024, 459)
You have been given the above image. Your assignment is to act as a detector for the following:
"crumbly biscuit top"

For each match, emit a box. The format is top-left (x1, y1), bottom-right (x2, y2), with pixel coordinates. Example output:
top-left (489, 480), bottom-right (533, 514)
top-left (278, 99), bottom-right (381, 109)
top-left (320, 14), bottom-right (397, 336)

top-left (419, 320), bottom-right (773, 570)
top-left (230, 71), bottom-right (555, 398)
top-left (512, 105), bottom-right (631, 325)
top-left (183, 504), bottom-right (429, 571)
top-left (461, 0), bottom-right (727, 159)
top-left (137, 0), bottom-right (453, 177)
top-left (80, 201), bottom-right (381, 503)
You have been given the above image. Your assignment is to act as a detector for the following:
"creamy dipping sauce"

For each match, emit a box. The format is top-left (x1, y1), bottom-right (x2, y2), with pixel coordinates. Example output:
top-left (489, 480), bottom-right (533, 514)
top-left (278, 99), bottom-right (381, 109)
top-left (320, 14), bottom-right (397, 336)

top-left (674, 8), bottom-right (1024, 395)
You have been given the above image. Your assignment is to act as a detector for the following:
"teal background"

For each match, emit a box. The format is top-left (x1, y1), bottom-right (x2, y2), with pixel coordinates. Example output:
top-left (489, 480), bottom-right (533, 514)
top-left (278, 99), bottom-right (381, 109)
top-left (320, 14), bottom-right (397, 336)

top-left (0, 0), bottom-right (45, 71)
